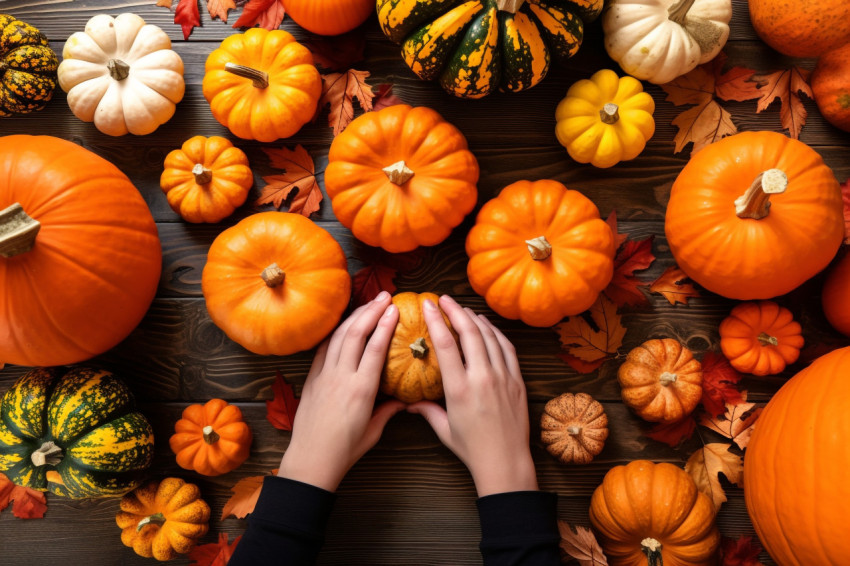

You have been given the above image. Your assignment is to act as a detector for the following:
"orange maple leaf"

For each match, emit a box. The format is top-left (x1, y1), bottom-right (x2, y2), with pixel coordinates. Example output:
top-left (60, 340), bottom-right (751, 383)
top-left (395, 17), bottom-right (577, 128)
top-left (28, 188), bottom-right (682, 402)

top-left (671, 100), bottom-right (738, 154)
top-left (700, 395), bottom-right (762, 450)
top-left (207, 0), bottom-right (236, 21)
top-left (708, 52), bottom-right (762, 102)
top-left (221, 472), bottom-right (275, 520)
top-left (256, 145), bottom-right (323, 218)
top-left (554, 295), bottom-right (626, 364)
top-left (604, 210), bottom-right (629, 250)
top-left (685, 443), bottom-right (743, 512)
top-left (649, 265), bottom-right (700, 305)
top-left (661, 64), bottom-right (715, 106)
top-left (558, 522), bottom-right (609, 565)
top-left (0, 472), bottom-right (47, 519)
top-left (266, 371), bottom-right (299, 431)
top-left (232, 0), bottom-right (285, 30)
top-left (604, 235), bottom-right (655, 307)
top-left (755, 67), bottom-right (813, 139)
top-left (189, 532), bottom-right (242, 566)
top-left (156, 0), bottom-right (174, 8)
top-left (321, 69), bottom-right (375, 136)
top-left (840, 179), bottom-right (850, 244)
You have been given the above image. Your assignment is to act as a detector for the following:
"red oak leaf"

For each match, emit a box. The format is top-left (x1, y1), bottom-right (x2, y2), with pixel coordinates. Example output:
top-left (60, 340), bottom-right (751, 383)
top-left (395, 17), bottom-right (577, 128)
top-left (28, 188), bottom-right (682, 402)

top-left (841, 179), bottom-right (850, 244)
top-left (321, 69), bottom-right (375, 136)
top-left (373, 84), bottom-right (405, 111)
top-left (189, 533), bottom-right (242, 566)
top-left (174, 0), bottom-right (201, 39)
top-left (266, 371), bottom-right (299, 431)
top-left (700, 351), bottom-right (744, 418)
top-left (605, 210), bottom-right (629, 250)
top-left (302, 32), bottom-right (366, 71)
top-left (352, 264), bottom-right (397, 307)
top-left (0, 473), bottom-right (47, 519)
top-left (645, 416), bottom-right (696, 448)
top-left (604, 235), bottom-right (655, 307)
top-left (755, 67), bottom-right (813, 139)
top-left (720, 535), bottom-right (765, 566)
top-left (232, 0), bottom-right (285, 30)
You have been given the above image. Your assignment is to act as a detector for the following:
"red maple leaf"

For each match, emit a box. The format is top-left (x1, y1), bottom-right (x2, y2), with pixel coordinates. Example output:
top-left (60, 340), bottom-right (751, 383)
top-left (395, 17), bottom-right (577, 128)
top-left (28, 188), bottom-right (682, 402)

top-left (232, 0), bottom-right (285, 30)
top-left (266, 371), bottom-right (299, 431)
top-left (174, 0), bottom-right (201, 39)
top-left (604, 236), bottom-right (655, 307)
top-left (700, 351), bottom-right (744, 418)
top-left (0, 473), bottom-right (47, 519)
top-left (302, 32), bottom-right (366, 72)
top-left (352, 264), bottom-right (397, 307)
top-left (373, 84), bottom-right (406, 111)
top-left (841, 179), bottom-right (850, 244)
top-left (605, 210), bottom-right (629, 250)
top-left (358, 246), bottom-right (426, 273)
top-left (189, 533), bottom-right (242, 566)
top-left (720, 535), bottom-right (765, 566)
top-left (556, 352), bottom-right (607, 374)
top-left (645, 416), bottom-right (696, 448)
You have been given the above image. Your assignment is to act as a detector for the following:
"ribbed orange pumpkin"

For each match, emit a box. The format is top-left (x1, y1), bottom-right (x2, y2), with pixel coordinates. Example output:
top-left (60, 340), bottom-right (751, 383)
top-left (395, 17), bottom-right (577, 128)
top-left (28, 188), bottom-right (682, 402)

top-left (811, 43), bottom-right (850, 133)
top-left (749, 0), bottom-right (850, 58)
top-left (325, 105), bottom-right (479, 253)
top-left (822, 251), bottom-right (850, 337)
top-left (745, 346), bottom-right (850, 565)
top-left (169, 399), bottom-right (253, 477)
top-left (665, 131), bottom-right (843, 300)
top-left (466, 180), bottom-right (615, 327)
top-left (0, 135), bottom-right (161, 367)
top-left (590, 460), bottom-right (720, 566)
top-left (719, 301), bottom-right (803, 376)
top-left (201, 212), bottom-right (350, 356)
top-left (283, 0), bottom-right (374, 36)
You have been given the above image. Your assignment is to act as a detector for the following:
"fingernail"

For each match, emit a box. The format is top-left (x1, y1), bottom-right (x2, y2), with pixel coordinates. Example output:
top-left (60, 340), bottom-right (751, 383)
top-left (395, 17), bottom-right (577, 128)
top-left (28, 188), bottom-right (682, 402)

top-left (440, 295), bottom-right (457, 305)
top-left (375, 291), bottom-right (390, 302)
top-left (383, 304), bottom-right (397, 317)
top-left (423, 299), bottom-right (437, 312)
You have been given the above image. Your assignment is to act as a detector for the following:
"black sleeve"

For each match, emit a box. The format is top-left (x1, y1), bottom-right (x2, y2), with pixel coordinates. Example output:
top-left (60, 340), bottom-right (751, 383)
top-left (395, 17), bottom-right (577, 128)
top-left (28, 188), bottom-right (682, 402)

top-left (228, 476), bottom-right (336, 566)
top-left (477, 491), bottom-right (561, 566)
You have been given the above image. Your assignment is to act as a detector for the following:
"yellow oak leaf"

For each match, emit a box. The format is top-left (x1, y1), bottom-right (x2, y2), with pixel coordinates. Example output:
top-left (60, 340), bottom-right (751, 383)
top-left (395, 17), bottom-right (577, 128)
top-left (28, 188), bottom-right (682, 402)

top-left (685, 443), bottom-right (743, 512)
top-left (554, 295), bottom-right (626, 363)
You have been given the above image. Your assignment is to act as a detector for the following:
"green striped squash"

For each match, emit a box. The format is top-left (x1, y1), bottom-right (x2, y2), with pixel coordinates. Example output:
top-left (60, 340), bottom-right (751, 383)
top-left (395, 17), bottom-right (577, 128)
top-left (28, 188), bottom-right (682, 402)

top-left (377, 0), bottom-right (601, 99)
top-left (0, 367), bottom-right (154, 499)
top-left (0, 14), bottom-right (58, 116)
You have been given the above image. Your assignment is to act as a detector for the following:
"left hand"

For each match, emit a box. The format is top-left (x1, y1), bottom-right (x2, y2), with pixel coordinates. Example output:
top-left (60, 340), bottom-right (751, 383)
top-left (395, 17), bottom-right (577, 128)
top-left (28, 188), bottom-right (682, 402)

top-left (278, 292), bottom-right (406, 492)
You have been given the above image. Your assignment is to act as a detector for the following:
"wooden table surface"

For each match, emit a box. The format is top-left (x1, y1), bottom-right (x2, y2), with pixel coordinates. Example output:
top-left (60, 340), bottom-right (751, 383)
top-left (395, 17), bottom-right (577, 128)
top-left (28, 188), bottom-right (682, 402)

top-left (1, 1), bottom-right (847, 564)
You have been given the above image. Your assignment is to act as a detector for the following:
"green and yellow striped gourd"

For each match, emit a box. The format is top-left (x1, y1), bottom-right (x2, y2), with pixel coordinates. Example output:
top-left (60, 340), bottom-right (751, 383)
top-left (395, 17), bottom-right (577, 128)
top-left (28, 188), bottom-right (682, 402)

top-left (377, 0), bottom-right (602, 99)
top-left (0, 13), bottom-right (58, 116)
top-left (0, 367), bottom-right (154, 499)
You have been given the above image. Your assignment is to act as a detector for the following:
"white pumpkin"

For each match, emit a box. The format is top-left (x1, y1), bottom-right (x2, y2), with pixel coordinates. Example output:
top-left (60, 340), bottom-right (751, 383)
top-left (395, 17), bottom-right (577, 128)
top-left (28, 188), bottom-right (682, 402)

top-left (57, 13), bottom-right (185, 136)
top-left (602, 0), bottom-right (731, 85)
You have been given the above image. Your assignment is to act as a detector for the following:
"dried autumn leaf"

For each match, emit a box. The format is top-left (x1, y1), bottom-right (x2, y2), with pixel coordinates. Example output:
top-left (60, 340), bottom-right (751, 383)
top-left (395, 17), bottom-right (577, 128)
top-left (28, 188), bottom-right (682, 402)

top-left (373, 84), bottom-right (405, 111)
top-left (720, 535), bottom-right (765, 566)
top-left (645, 416), bottom-right (696, 448)
top-left (207, 0), bottom-right (236, 21)
top-left (256, 145), bottom-right (322, 218)
top-left (189, 532), bottom-right (242, 566)
top-left (556, 352), bottom-right (606, 374)
top-left (671, 100), bottom-right (737, 154)
top-left (156, 0), bottom-right (174, 8)
top-left (352, 264), bottom-right (397, 307)
top-left (684, 443), bottom-right (743, 511)
top-left (755, 67), bottom-right (813, 139)
top-left (604, 210), bottom-right (629, 250)
top-left (266, 371), bottom-right (299, 431)
top-left (700, 397), bottom-right (762, 450)
top-left (554, 295), bottom-right (626, 363)
top-left (232, 0), bottom-right (285, 30)
top-left (302, 33), bottom-right (366, 72)
top-left (649, 265), bottom-right (700, 305)
top-left (321, 69), bottom-right (375, 136)
top-left (841, 179), bottom-right (850, 244)
top-left (700, 351), bottom-right (744, 418)
top-left (558, 522), bottom-right (609, 566)
top-left (604, 236), bottom-right (655, 307)
top-left (174, 0), bottom-right (201, 39)
top-left (0, 472), bottom-right (47, 519)
top-left (707, 52), bottom-right (762, 103)
top-left (221, 474), bottom-right (265, 520)
top-left (661, 64), bottom-right (715, 106)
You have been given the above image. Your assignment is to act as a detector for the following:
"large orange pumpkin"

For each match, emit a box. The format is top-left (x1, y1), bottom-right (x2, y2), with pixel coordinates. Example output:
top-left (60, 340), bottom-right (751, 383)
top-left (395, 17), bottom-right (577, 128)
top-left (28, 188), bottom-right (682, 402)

top-left (201, 212), bottom-right (350, 356)
top-left (749, 0), bottom-right (850, 58)
top-left (282, 0), bottom-right (374, 36)
top-left (665, 131), bottom-right (843, 300)
top-left (466, 180), bottom-right (615, 327)
top-left (811, 43), bottom-right (850, 133)
top-left (0, 135), bottom-right (161, 367)
top-left (822, 250), bottom-right (850, 337)
top-left (325, 105), bottom-right (479, 253)
top-left (744, 346), bottom-right (850, 565)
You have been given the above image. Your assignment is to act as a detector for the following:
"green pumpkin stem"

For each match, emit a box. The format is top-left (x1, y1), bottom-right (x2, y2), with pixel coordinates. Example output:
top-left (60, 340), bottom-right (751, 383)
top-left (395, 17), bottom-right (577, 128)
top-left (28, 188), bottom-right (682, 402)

top-left (137, 512), bottom-right (167, 532)
top-left (225, 62), bottom-right (269, 89)
top-left (107, 59), bottom-right (130, 81)
top-left (261, 263), bottom-right (286, 288)
top-left (641, 538), bottom-right (663, 566)
top-left (31, 440), bottom-right (63, 467)
top-left (758, 332), bottom-right (779, 346)
top-left (383, 161), bottom-right (415, 185)
top-left (525, 236), bottom-right (552, 261)
top-left (192, 163), bottom-right (213, 185)
top-left (668, 0), bottom-right (697, 25)
top-left (599, 103), bottom-right (620, 125)
top-left (202, 425), bottom-right (220, 445)
top-left (496, 0), bottom-right (526, 13)
top-left (410, 337), bottom-right (429, 359)
top-left (0, 203), bottom-right (41, 258)
top-left (735, 169), bottom-right (788, 220)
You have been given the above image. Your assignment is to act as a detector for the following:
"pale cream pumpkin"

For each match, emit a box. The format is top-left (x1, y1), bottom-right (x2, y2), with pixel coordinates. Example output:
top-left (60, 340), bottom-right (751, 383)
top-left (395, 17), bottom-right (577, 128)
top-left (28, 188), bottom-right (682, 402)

top-left (603, 0), bottom-right (731, 85)
top-left (57, 13), bottom-right (185, 136)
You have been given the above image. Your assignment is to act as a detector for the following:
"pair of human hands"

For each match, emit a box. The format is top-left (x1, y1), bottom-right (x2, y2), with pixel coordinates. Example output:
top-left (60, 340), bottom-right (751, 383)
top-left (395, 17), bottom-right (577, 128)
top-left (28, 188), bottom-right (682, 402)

top-left (278, 292), bottom-right (538, 497)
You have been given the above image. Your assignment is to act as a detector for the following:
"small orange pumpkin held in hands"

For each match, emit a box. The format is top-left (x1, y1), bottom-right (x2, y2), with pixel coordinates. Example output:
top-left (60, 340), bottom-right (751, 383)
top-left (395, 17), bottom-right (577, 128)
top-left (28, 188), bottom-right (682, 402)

top-left (169, 399), bottom-right (253, 476)
top-left (116, 478), bottom-right (211, 561)
top-left (466, 180), bottom-right (616, 327)
top-left (540, 392), bottom-right (608, 465)
top-left (202, 212), bottom-right (351, 356)
top-left (325, 105), bottom-right (479, 253)
top-left (617, 339), bottom-right (703, 424)
top-left (381, 292), bottom-right (458, 403)
top-left (822, 250), bottom-right (850, 337)
top-left (160, 136), bottom-right (253, 223)
top-left (811, 43), bottom-right (850, 133)
top-left (590, 460), bottom-right (720, 566)
top-left (719, 301), bottom-right (803, 376)
top-left (665, 131), bottom-right (843, 300)
top-left (283, 0), bottom-right (374, 36)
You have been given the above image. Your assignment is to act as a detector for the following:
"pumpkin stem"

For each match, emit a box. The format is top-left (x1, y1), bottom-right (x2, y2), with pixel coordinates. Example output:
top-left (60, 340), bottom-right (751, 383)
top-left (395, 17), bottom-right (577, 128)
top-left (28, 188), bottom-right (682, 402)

top-left (192, 163), bottom-right (213, 185)
top-left (668, 0), bottom-right (697, 25)
top-left (31, 441), bottom-right (63, 467)
top-left (641, 538), bottom-right (663, 566)
top-left (659, 372), bottom-right (678, 386)
top-left (410, 337), bottom-right (429, 359)
top-left (202, 425), bottom-right (220, 445)
top-left (525, 236), bottom-right (552, 261)
top-left (566, 425), bottom-right (582, 435)
top-left (0, 203), bottom-right (41, 258)
top-left (599, 103), bottom-right (620, 125)
top-left (383, 161), bottom-right (415, 185)
top-left (757, 332), bottom-right (779, 346)
top-left (495, 0), bottom-right (526, 12)
top-left (261, 263), bottom-right (285, 288)
top-left (225, 62), bottom-right (269, 89)
top-left (735, 169), bottom-right (788, 220)
top-left (107, 59), bottom-right (131, 81)
top-left (137, 512), bottom-right (167, 532)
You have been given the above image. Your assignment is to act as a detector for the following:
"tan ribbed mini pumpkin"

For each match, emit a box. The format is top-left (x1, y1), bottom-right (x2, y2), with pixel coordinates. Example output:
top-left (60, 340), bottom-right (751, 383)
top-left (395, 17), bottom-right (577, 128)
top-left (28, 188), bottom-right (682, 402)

top-left (540, 392), bottom-right (608, 464)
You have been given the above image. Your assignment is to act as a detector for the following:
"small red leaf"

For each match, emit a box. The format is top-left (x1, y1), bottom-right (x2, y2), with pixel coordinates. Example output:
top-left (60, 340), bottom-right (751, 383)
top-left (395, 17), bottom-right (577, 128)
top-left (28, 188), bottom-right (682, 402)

top-left (232, 0), bottom-right (285, 30)
top-left (700, 351), bottom-right (744, 418)
top-left (720, 535), bottom-right (765, 566)
top-left (189, 533), bottom-right (242, 566)
top-left (302, 32), bottom-right (366, 71)
top-left (556, 352), bottom-right (607, 374)
top-left (645, 416), bottom-right (696, 447)
top-left (373, 84), bottom-right (405, 111)
top-left (352, 264), bottom-right (397, 307)
top-left (266, 371), bottom-right (299, 431)
top-left (605, 210), bottom-right (629, 250)
top-left (174, 0), bottom-right (201, 39)
top-left (604, 236), bottom-right (655, 307)
top-left (0, 473), bottom-right (47, 519)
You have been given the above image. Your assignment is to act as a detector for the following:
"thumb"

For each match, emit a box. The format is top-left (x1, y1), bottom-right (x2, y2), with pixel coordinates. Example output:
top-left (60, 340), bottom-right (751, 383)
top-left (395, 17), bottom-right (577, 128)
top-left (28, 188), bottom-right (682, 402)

top-left (361, 400), bottom-right (407, 450)
top-left (407, 401), bottom-right (453, 449)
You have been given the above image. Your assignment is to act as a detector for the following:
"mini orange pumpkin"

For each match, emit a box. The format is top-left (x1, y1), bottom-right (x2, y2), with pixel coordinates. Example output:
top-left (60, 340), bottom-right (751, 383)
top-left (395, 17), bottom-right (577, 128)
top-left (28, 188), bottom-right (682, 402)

top-left (325, 105), bottom-right (479, 253)
top-left (666, 132), bottom-right (843, 300)
top-left (283, 0), bottom-right (374, 36)
top-left (719, 301), bottom-right (803, 376)
top-left (169, 399), bottom-right (253, 476)
top-left (160, 136), bottom-right (253, 223)
top-left (811, 43), bottom-right (850, 133)
top-left (617, 339), bottom-right (703, 424)
top-left (466, 180), bottom-right (615, 327)
top-left (540, 392), bottom-right (608, 465)
top-left (202, 212), bottom-right (351, 356)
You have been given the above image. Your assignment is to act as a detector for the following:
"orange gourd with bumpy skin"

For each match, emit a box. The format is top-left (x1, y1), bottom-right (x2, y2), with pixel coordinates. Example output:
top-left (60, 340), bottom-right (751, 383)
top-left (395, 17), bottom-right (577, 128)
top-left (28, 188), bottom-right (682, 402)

top-left (169, 399), bottom-right (253, 476)
top-left (811, 43), bottom-right (850, 133)
top-left (665, 131), bottom-right (843, 300)
top-left (466, 179), bottom-right (615, 327)
top-left (719, 301), bottom-right (803, 376)
top-left (283, 0), bottom-right (374, 36)
top-left (748, 0), bottom-right (850, 58)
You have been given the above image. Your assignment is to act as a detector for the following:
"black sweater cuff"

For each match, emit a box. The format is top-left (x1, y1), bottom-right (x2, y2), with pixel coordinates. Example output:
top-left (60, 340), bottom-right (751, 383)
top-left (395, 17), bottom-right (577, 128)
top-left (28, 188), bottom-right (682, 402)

top-left (477, 491), bottom-right (561, 566)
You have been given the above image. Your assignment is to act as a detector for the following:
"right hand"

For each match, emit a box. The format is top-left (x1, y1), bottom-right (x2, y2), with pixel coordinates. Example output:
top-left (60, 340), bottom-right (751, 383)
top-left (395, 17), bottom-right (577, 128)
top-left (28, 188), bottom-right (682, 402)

top-left (407, 295), bottom-right (538, 497)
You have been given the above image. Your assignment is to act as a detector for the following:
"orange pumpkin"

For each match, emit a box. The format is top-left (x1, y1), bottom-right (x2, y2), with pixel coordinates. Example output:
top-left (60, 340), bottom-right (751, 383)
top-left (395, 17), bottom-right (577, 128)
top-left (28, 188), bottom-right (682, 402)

top-left (202, 28), bottom-right (322, 142)
top-left (590, 460), bottom-right (720, 566)
top-left (0, 135), bottom-right (161, 367)
top-left (169, 399), bottom-right (253, 476)
top-left (540, 392), bottom-right (608, 465)
top-left (324, 105), bottom-right (479, 253)
top-left (811, 43), bottom-right (850, 133)
top-left (201, 212), bottom-right (351, 356)
top-left (665, 131), bottom-right (843, 300)
top-left (749, 0), bottom-right (850, 58)
top-left (160, 136), bottom-right (253, 223)
top-left (745, 346), bottom-right (850, 565)
top-left (822, 250), bottom-right (850, 337)
top-left (466, 180), bottom-right (615, 327)
top-left (719, 301), bottom-right (803, 376)
top-left (283, 0), bottom-right (374, 36)
top-left (617, 339), bottom-right (703, 424)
